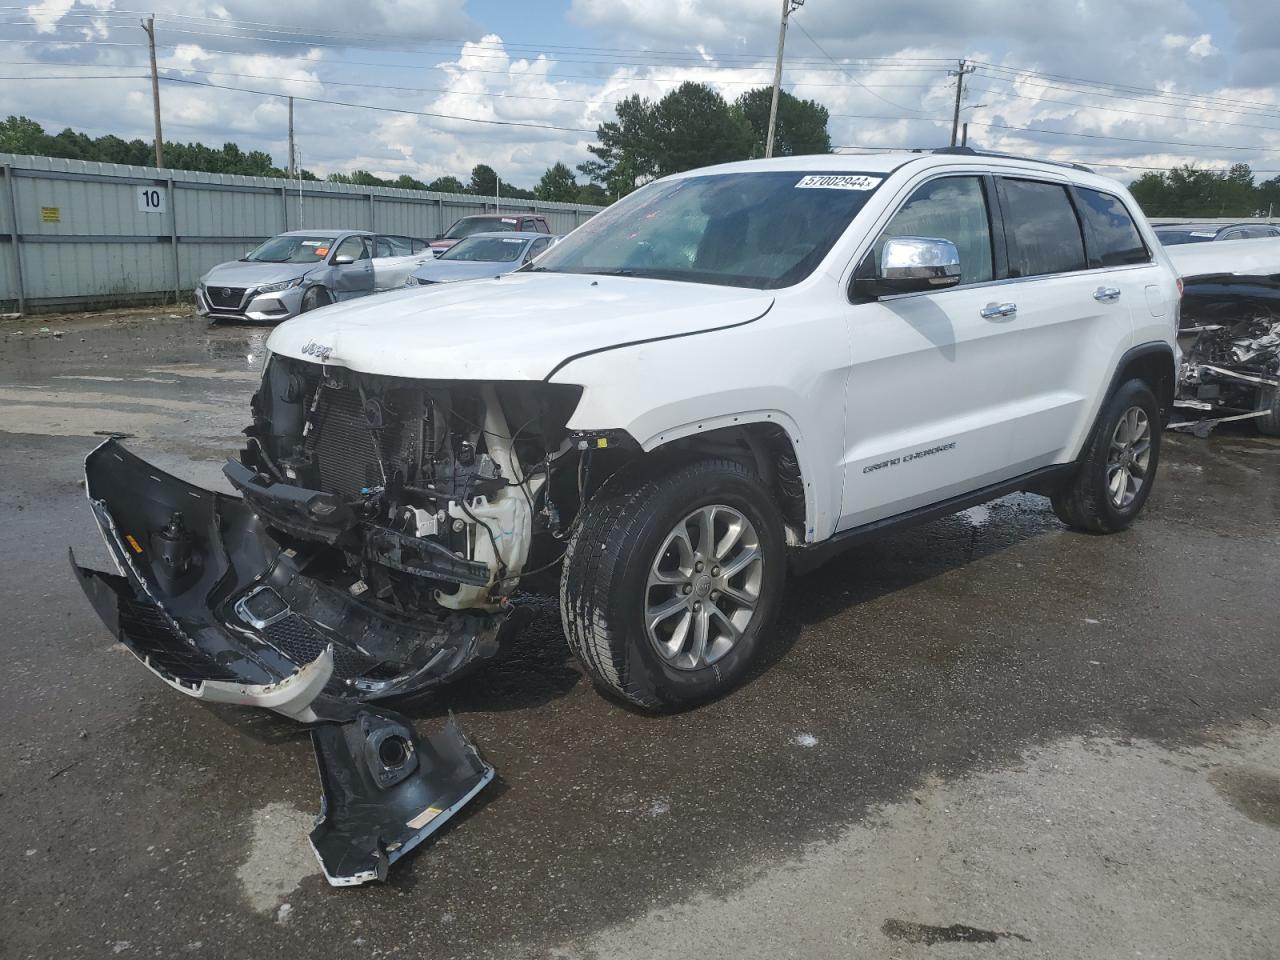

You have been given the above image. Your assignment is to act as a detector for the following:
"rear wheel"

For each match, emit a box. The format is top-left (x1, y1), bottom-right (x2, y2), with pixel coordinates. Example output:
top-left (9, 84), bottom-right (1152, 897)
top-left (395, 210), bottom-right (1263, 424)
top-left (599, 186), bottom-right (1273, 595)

top-left (560, 458), bottom-right (786, 712)
top-left (1051, 379), bottom-right (1162, 533)
top-left (1257, 385), bottom-right (1280, 437)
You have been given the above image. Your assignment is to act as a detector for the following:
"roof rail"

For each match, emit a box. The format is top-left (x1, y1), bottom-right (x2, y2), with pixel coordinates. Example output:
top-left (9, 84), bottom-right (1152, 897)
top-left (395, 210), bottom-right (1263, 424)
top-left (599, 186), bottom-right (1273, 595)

top-left (920, 146), bottom-right (1095, 174)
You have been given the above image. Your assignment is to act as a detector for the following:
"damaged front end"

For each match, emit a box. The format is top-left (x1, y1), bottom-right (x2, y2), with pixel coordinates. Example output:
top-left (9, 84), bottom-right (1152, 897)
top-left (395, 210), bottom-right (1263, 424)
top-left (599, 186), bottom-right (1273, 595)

top-left (1175, 273), bottom-right (1280, 436)
top-left (71, 356), bottom-right (584, 883)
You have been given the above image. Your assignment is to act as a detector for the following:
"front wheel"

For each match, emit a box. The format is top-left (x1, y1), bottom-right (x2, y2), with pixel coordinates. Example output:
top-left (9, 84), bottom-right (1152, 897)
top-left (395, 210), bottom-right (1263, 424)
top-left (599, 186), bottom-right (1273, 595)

top-left (560, 458), bottom-right (786, 712)
top-left (299, 285), bottom-right (331, 314)
top-left (1051, 379), bottom-right (1162, 533)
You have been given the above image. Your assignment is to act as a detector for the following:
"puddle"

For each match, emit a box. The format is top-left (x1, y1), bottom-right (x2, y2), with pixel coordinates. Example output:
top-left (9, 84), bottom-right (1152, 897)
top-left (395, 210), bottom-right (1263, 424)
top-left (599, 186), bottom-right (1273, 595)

top-left (235, 802), bottom-right (319, 914)
top-left (1210, 766), bottom-right (1280, 829)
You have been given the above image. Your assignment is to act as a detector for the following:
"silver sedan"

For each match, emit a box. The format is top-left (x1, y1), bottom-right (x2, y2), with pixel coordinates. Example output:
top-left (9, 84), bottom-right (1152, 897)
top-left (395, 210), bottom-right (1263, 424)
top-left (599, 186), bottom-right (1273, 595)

top-left (406, 232), bottom-right (559, 286)
top-left (196, 230), bottom-right (430, 322)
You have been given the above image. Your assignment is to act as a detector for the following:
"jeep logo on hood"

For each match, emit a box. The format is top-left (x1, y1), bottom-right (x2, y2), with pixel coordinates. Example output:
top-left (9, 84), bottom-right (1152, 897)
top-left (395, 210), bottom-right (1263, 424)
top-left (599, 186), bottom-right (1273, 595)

top-left (301, 340), bottom-right (334, 361)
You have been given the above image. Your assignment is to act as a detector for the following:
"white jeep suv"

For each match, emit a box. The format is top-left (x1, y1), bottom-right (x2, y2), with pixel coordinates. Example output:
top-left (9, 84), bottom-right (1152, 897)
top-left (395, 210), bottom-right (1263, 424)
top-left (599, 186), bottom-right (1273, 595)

top-left (76, 149), bottom-right (1180, 722)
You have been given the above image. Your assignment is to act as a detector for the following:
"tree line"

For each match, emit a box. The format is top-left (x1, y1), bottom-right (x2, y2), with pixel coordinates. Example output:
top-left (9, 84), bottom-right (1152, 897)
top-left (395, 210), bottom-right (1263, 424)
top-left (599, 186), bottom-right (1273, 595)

top-left (0, 83), bottom-right (830, 206)
top-left (7, 91), bottom-right (1279, 218)
top-left (1128, 163), bottom-right (1280, 218)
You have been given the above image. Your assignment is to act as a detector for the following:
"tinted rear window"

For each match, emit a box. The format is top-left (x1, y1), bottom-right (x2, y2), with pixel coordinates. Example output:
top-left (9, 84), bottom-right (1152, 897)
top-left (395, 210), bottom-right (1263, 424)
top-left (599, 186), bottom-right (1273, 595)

top-left (997, 178), bottom-right (1087, 277)
top-left (1076, 188), bottom-right (1149, 266)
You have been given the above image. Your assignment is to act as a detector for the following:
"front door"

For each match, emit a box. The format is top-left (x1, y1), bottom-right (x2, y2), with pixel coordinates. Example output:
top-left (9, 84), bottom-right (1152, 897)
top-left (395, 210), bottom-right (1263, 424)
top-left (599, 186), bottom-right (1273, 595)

top-left (328, 235), bottom-right (374, 300)
top-left (839, 174), bottom-right (1027, 530)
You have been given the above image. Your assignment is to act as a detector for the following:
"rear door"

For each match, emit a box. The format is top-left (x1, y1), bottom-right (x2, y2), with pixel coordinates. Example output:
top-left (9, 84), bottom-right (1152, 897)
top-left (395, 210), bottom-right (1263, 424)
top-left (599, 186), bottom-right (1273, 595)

top-left (993, 177), bottom-right (1141, 470)
top-left (839, 173), bottom-right (1029, 529)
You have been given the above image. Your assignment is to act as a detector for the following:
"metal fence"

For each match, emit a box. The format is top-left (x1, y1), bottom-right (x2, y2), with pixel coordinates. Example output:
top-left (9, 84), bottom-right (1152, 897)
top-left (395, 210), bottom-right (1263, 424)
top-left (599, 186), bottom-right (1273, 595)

top-left (0, 153), bottom-right (605, 312)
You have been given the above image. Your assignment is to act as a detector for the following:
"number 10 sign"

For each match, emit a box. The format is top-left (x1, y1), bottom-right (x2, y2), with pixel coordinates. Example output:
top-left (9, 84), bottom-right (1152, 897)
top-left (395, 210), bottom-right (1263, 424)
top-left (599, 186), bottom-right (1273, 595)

top-left (137, 186), bottom-right (166, 214)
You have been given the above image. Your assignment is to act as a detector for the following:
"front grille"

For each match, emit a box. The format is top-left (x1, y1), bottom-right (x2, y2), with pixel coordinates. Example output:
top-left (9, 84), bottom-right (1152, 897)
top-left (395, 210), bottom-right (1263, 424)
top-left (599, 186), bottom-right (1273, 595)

top-left (262, 614), bottom-right (378, 680)
top-left (309, 386), bottom-right (384, 496)
top-left (205, 285), bottom-right (246, 310)
top-left (117, 595), bottom-right (240, 684)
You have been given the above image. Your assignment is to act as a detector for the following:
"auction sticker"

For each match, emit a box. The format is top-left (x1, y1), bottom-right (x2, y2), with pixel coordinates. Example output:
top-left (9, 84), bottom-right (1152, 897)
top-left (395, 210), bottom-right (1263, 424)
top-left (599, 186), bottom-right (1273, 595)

top-left (795, 174), bottom-right (881, 190)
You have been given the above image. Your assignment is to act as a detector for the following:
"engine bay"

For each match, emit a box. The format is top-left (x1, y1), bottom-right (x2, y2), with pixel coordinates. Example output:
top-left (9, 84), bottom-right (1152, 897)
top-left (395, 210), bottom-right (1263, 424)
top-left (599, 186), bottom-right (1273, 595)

top-left (234, 355), bottom-right (584, 615)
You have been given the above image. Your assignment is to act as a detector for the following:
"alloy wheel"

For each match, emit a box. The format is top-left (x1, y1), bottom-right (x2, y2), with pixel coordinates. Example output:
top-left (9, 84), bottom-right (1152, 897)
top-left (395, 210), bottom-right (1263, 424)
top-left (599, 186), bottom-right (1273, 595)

top-left (644, 504), bottom-right (764, 671)
top-left (1107, 405), bottom-right (1151, 509)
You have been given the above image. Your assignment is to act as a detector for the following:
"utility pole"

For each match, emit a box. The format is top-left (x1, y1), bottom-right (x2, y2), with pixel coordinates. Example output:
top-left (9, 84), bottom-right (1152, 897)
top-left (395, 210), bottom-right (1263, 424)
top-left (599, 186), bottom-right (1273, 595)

top-left (961, 122), bottom-right (969, 147)
top-left (287, 96), bottom-right (295, 180)
top-left (949, 59), bottom-right (976, 147)
top-left (765, 0), bottom-right (803, 159)
top-left (141, 15), bottom-right (164, 168)
top-left (495, 175), bottom-right (501, 212)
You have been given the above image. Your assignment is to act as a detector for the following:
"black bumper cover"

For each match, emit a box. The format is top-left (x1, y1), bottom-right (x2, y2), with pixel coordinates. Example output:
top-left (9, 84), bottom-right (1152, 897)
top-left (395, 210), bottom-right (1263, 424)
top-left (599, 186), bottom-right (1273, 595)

top-left (71, 439), bottom-right (505, 885)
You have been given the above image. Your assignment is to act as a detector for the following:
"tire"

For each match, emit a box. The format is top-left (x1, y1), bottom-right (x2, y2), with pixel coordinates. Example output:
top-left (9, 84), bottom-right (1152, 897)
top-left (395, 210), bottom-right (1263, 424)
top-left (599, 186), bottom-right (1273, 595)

top-left (1051, 378), bottom-right (1162, 533)
top-left (299, 286), bottom-right (331, 314)
top-left (1257, 385), bottom-right (1280, 437)
top-left (560, 457), bottom-right (786, 712)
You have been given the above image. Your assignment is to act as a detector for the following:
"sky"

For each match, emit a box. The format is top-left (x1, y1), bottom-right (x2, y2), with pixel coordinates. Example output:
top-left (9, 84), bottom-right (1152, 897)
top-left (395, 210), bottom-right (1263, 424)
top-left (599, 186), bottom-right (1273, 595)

top-left (2, 0), bottom-right (1279, 188)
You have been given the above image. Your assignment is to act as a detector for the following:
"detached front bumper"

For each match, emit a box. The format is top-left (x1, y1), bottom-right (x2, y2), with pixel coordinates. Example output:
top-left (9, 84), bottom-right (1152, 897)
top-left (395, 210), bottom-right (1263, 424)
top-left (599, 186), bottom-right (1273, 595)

top-left (71, 439), bottom-right (504, 884)
top-left (73, 440), bottom-right (511, 720)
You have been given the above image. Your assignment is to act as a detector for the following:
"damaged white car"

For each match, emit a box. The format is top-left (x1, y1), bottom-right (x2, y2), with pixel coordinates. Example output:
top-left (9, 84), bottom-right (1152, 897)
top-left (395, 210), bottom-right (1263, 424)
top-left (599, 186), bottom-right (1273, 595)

top-left (73, 148), bottom-right (1180, 883)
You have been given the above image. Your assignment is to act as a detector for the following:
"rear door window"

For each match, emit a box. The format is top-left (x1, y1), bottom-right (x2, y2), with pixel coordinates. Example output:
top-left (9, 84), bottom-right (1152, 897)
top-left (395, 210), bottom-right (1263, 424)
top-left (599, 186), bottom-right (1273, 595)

top-left (874, 176), bottom-right (994, 285)
top-left (996, 178), bottom-right (1087, 277)
top-left (1075, 188), bottom-right (1150, 267)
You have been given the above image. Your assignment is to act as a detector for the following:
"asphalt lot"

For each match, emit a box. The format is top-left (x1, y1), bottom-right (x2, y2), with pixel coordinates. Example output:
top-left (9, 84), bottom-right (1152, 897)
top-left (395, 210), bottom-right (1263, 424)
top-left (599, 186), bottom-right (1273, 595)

top-left (2, 309), bottom-right (1279, 960)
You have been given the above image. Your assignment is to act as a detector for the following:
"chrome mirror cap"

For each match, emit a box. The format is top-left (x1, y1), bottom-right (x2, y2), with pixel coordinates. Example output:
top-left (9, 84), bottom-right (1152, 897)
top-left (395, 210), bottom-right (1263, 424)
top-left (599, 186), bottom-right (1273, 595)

top-left (880, 237), bottom-right (962, 288)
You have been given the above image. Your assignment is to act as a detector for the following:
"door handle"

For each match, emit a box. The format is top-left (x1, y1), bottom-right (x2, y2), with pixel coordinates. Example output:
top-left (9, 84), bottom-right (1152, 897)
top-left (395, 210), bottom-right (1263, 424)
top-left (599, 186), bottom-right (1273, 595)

top-left (980, 301), bottom-right (1017, 319)
top-left (1093, 286), bottom-right (1121, 303)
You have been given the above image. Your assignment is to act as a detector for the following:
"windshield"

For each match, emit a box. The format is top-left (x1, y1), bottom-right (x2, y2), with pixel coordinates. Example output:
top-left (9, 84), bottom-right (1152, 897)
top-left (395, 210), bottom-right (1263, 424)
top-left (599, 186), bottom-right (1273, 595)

top-left (444, 217), bottom-right (519, 240)
top-left (244, 234), bottom-right (337, 263)
top-left (530, 171), bottom-right (884, 289)
top-left (439, 236), bottom-right (528, 263)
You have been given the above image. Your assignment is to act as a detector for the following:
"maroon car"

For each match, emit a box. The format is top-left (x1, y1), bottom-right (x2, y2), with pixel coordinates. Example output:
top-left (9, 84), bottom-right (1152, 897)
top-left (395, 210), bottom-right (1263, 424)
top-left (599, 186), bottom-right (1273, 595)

top-left (429, 213), bottom-right (551, 254)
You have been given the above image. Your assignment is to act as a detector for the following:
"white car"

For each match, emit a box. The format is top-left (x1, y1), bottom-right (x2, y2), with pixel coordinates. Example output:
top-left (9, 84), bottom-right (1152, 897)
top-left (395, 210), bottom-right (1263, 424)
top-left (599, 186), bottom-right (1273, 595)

top-left (78, 149), bottom-right (1180, 718)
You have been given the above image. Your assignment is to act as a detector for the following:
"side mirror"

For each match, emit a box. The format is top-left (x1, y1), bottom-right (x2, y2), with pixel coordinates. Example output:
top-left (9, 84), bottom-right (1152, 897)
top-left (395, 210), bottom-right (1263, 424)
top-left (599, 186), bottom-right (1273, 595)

top-left (877, 237), bottom-right (962, 294)
top-left (332, 254), bottom-right (355, 265)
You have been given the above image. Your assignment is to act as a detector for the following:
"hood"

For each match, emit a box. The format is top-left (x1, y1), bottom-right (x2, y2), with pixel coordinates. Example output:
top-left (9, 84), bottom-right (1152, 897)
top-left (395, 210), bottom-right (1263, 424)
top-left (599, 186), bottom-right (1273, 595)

top-left (429, 238), bottom-right (459, 251)
top-left (1166, 236), bottom-right (1280, 280)
top-left (266, 272), bottom-right (774, 382)
top-left (201, 260), bottom-right (317, 287)
top-left (412, 259), bottom-right (521, 283)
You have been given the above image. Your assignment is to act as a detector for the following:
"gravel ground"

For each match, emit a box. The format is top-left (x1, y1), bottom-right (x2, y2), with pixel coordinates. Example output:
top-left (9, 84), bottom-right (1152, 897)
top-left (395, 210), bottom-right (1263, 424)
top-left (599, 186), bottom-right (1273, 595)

top-left (2, 310), bottom-right (1278, 960)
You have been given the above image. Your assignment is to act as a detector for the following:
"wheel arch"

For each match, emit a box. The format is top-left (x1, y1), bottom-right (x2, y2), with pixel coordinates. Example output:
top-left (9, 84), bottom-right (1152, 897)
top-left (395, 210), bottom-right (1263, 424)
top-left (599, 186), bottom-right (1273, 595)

top-left (1110, 341), bottom-right (1176, 423)
top-left (637, 413), bottom-right (814, 546)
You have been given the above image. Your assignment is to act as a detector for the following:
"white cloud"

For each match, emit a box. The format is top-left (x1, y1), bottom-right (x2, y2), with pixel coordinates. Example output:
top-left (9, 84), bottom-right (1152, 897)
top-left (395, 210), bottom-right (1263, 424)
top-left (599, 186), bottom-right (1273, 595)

top-left (4, 1), bottom-right (1279, 188)
top-left (1187, 34), bottom-right (1219, 59)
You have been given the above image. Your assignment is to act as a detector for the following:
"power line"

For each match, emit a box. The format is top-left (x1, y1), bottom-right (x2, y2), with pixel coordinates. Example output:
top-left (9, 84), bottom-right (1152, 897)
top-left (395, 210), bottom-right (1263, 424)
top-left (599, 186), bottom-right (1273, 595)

top-left (829, 111), bottom-right (1280, 156)
top-left (0, 73), bottom-right (146, 80)
top-left (3, 40), bottom-right (951, 90)
top-left (971, 70), bottom-right (1280, 124)
top-left (156, 76), bottom-right (597, 133)
top-left (0, 9), bottom-right (958, 68)
top-left (964, 82), bottom-right (1280, 133)
top-left (961, 116), bottom-right (1280, 154)
top-left (788, 12), bottom-right (925, 114)
top-left (0, 25), bottom-right (953, 74)
top-left (971, 61), bottom-right (1280, 116)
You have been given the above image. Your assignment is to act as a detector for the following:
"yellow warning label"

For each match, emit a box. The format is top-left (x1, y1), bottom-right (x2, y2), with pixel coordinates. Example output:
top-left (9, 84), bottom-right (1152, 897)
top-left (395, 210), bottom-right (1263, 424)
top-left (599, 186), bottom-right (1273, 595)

top-left (406, 805), bottom-right (444, 830)
top-left (40, 206), bottom-right (60, 223)
top-left (124, 534), bottom-right (143, 554)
